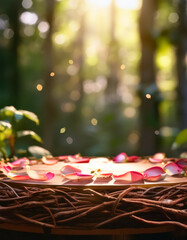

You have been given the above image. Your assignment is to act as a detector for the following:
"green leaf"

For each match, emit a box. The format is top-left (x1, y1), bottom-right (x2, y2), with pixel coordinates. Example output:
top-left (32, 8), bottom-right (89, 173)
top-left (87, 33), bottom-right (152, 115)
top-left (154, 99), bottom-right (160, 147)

top-left (0, 121), bottom-right (12, 132)
top-left (0, 121), bottom-right (12, 141)
top-left (0, 106), bottom-right (16, 119)
top-left (16, 130), bottom-right (42, 143)
top-left (19, 110), bottom-right (39, 125)
top-left (28, 145), bottom-right (51, 158)
top-left (172, 129), bottom-right (187, 150)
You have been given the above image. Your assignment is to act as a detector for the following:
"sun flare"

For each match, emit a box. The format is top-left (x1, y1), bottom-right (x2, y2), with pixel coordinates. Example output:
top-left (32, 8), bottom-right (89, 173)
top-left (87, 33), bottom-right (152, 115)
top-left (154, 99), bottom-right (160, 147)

top-left (85, 0), bottom-right (142, 10)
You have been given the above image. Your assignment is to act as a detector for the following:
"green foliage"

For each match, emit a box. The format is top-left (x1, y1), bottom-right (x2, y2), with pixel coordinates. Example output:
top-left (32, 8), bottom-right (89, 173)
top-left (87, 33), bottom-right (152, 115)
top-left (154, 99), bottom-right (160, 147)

top-left (172, 129), bottom-right (187, 150)
top-left (0, 106), bottom-right (39, 125)
top-left (0, 106), bottom-right (42, 159)
top-left (28, 146), bottom-right (51, 159)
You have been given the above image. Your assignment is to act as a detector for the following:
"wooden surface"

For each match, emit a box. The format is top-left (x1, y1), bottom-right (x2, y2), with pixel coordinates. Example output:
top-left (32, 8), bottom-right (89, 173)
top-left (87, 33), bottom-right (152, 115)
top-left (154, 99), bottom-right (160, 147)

top-left (0, 223), bottom-right (177, 235)
top-left (1, 159), bottom-right (187, 188)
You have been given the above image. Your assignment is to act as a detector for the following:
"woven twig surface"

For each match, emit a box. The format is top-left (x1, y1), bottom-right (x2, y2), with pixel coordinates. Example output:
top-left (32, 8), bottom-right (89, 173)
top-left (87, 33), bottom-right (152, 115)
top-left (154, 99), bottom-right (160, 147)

top-left (0, 182), bottom-right (187, 230)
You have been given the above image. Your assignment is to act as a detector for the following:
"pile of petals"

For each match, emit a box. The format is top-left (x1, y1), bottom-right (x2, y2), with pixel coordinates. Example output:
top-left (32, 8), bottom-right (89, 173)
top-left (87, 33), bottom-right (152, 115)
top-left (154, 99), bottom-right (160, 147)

top-left (60, 158), bottom-right (187, 183)
top-left (0, 153), bottom-right (187, 184)
top-left (0, 159), bottom-right (54, 181)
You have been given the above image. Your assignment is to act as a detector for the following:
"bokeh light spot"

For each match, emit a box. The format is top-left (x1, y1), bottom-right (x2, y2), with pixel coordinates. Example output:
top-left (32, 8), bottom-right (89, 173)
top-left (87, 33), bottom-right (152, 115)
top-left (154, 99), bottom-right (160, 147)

top-left (36, 84), bottom-right (43, 91)
top-left (123, 107), bottom-right (136, 118)
top-left (38, 21), bottom-right (50, 33)
top-left (54, 34), bottom-right (66, 45)
top-left (168, 12), bottom-right (179, 23)
top-left (60, 127), bottom-right (66, 134)
top-left (66, 137), bottom-right (73, 144)
top-left (24, 25), bottom-right (35, 36)
top-left (3, 28), bottom-right (14, 39)
top-left (69, 59), bottom-right (74, 65)
top-left (91, 118), bottom-right (98, 126)
top-left (145, 94), bottom-right (151, 99)
top-left (128, 132), bottom-right (139, 144)
top-left (50, 72), bottom-right (55, 77)
top-left (70, 90), bottom-right (80, 101)
top-left (20, 11), bottom-right (38, 25)
top-left (67, 65), bottom-right (79, 76)
top-left (22, 0), bottom-right (33, 9)
top-left (120, 64), bottom-right (126, 70)
top-left (155, 130), bottom-right (160, 135)
top-left (61, 102), bottom-right (76, 112)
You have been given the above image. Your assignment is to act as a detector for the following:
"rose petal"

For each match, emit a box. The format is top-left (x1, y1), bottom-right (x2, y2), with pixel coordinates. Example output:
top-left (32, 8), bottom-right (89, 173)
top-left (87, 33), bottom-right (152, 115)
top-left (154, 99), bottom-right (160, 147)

top-left (2, 165), bottom-right (12, 174)
top-left (11, 158), bottom-right (29, 168)
top-left (144, 166), bottom-right (166, 182)
top-left (164, 162), bottom-right (183, 176)
top-left (42, 156), bottom-right (58, 165)
top-left (27, 170), bottom-right (48, 180)
top-left (45, 172), bottom-right (55, 180)
top-left (113, 152), bottom-right (128, 163)
top-left (68, 155), bottom-right (90, 163)
top-left (149, 153), bottom-right (165, 163)
top-left (176, 158), bottom-right (187, 169)
top-left (7, 172), bottom-right (31, 180)
top-left (89, 157), bottom-right (110, 164)
top-left (113, 171), bottom-right (144, 183)
top-left (127, 156), bottom-right (139, 162)
top-left (60, 165), bottom-right (81, 176)
top-left (64, 172), bottom-right (93, 180)
top-left (96, 172), bottom-right (113, 179)
top-left (27, 167), bottom-right (54, 181)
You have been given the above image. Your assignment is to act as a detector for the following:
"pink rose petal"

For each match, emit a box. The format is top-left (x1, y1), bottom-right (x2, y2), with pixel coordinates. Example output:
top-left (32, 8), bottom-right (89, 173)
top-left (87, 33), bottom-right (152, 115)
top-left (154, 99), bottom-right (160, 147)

top-left (96, 172), bottom-right (113, 179)
top-left (68, 155), bottom-right (90, 163)
top-left (11, 158), bottom-right (29, 168)
top-left (113, 152), bottom-right (128, 163)
top-left (27, 168), bottom-right (54, 181)
top-left (176, 158), bottom-right (187, 169)
top-left (144, 166), bottom-right (166, 182)
top-left (45, 172), bottom-right (55, 180)
top-left (7, 172), bottom-right (31, 180)
top-left (60, 165), bottom-right (81, 176)
top-left (42, 157), bottom-right (58, 165)
top-left (2, 165), bottom-right (12, 174)
top-left (127, 156), bottom-right (139, 162)
top-left (149, 153), bottom-right (165, 163)
top-left (113, 171), bottom-right (144, 183)
top-left (64, 172), bottom-right (93, 180)
top-left (164, 162), bottom-right (183, 176)
top-left (89, 157), bottom-right (110, 164)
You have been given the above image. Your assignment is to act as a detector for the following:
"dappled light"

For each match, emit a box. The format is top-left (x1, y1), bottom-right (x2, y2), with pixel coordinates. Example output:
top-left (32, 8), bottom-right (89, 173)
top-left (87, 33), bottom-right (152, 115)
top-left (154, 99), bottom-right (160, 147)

top-left (0, 0), bottom-right (187, 158)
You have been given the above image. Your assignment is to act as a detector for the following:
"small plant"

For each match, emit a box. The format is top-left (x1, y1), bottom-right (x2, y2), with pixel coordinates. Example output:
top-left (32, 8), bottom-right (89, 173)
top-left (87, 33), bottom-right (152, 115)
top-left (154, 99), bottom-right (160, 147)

top-left (172, 129), bottom-right (187, 149)
top-left (172, 128), bottom-right (187, 158)
top-left (0, 106), bottom-right (50, 159)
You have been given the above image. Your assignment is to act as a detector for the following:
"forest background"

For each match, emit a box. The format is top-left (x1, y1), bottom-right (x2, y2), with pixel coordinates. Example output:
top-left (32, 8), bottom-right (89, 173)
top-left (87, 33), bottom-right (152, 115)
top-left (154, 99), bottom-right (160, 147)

top-left (0, 0), bottom-right (186, 158)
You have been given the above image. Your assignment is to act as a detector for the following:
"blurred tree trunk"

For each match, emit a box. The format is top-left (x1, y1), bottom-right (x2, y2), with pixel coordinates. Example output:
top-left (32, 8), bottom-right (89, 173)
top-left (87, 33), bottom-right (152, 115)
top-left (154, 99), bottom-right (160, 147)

top-left (105, 0), bottom-right (120, 106)
top-left (70, 3), bottom-right (86, 153)
top-left (138, 0), bottom-right (158, 155)
top-left (176, 0), bottom-right (187, 129)
top-left (43, 0), bottom-right (56, 151)
top-left (74, 5), bottom-right (86, 116)
top-left (8, 0), bottom-right (21, 108)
